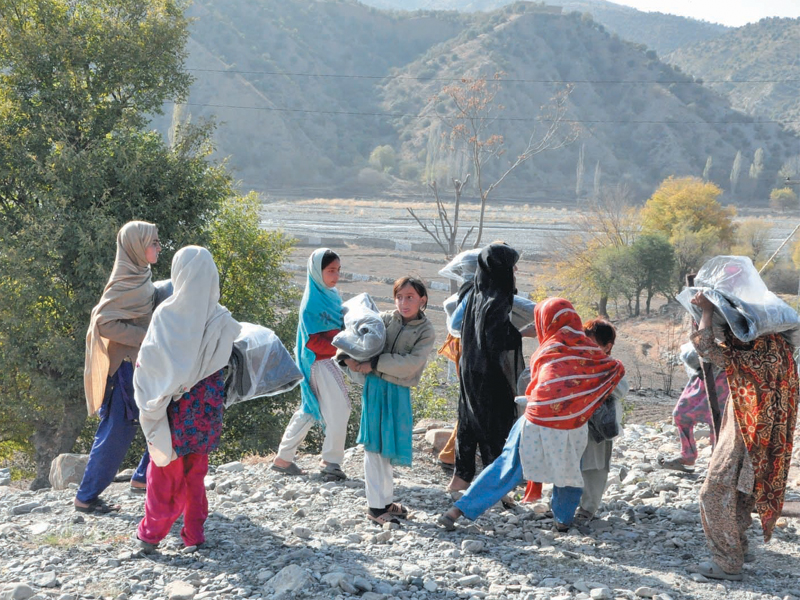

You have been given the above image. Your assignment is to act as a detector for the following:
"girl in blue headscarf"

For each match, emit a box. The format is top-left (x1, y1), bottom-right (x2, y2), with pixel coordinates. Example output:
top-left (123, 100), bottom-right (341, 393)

top-left (272, 249), bottom-right (350, 480)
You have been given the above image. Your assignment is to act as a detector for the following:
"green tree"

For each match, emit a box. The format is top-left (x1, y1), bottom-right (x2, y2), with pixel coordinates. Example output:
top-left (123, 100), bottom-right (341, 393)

top-left (206, 193), bottom-right (302, 462)
top-left (368, 145), bottom-right (397, 174)
top-left (641, 176), bottom-right (734, 285)
top-left (0, 0), bottom-right (229, 488)
top-left (769, 187), bottom-right (798, 212)
top-left (626, 234), bottom-right (675, 315)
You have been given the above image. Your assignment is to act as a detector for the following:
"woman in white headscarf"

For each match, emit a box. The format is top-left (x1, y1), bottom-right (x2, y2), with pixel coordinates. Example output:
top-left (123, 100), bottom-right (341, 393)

top-left (133, 246), bottom-right (240, 552)
top-left (75, 221), bottom-right (161, 514)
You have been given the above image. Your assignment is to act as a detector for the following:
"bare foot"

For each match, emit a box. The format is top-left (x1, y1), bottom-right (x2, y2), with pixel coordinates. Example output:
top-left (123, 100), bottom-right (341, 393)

top-left (446, 475), bottom-right (470, 493)
top-left (130, 480), bottom-right (147, 490)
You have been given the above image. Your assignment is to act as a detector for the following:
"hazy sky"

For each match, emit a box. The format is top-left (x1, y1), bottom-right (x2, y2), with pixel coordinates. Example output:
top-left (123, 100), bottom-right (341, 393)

top-left (609, 0), bottom-right (800, 27)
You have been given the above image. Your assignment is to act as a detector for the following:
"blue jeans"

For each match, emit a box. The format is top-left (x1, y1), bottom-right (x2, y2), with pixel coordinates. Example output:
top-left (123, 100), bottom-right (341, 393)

top-left (455, 417), bottom-right (583, 525)
top-left (76, 362), bottom-right (149, 503)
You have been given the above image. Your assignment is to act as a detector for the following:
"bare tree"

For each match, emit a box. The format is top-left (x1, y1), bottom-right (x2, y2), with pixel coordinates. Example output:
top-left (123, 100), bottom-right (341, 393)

top-left (411, 73), bottom-right (577, 250)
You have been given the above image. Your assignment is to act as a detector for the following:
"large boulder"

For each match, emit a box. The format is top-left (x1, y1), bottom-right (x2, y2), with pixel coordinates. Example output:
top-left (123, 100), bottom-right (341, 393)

top-left (424, 428), bottom-right (454, 453)
top-left (49, 454), bottom-right (89, 490)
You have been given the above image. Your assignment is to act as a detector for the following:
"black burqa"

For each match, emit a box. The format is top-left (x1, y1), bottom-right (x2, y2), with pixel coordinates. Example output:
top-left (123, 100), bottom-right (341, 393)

top-left (455, 243), bottom-right (524, 482)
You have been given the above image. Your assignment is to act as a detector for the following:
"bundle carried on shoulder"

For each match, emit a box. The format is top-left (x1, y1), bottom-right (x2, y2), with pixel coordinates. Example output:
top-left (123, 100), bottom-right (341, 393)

top-left (225, 322), bottom-right (303, 407)
top-left (332, 293), bottom-right (386, 362)
top-left (439, 248), bottom-right (482, 287)
top-left (443, 292), bottom-right (535, 337)
top-left (676, 256), bottom-right (800, 346)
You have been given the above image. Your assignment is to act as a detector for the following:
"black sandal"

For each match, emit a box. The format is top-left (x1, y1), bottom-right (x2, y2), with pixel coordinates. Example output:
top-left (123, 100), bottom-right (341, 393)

top-left (74, 498), bottom-right (121, 514)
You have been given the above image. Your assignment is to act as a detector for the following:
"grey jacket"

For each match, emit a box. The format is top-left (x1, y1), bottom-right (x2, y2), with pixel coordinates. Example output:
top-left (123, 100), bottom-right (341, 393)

top-left (372, 310), bottom-right (436, 388)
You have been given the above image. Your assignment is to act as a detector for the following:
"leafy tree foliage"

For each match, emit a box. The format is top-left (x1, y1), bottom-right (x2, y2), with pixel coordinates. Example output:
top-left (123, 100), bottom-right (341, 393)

top-left (769, 187), bottom-right (798, 212)
top-left (641, 176), bottom-right (734, 286)
top-left (0, 0), bottom-right (232, 488)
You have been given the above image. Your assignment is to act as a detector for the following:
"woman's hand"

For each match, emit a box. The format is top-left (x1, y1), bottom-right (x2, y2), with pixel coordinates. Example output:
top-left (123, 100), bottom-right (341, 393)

top-left (690, 291), bottom-right (714, 311)
top-left (690, 291), bottom-right (714, 330)
top-left (353, 361), bottom-right (373, 374)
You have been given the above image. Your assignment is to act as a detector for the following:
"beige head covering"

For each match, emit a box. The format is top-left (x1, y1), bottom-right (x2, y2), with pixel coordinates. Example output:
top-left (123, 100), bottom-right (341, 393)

top-left (134, 246), bottom-right (241, 466)
top-left (84, 221), bottom-right (158, 415)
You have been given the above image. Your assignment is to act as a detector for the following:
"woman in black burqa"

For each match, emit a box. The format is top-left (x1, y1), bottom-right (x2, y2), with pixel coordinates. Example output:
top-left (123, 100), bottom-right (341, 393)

top-left (447, 242), bottom-right (525, 494)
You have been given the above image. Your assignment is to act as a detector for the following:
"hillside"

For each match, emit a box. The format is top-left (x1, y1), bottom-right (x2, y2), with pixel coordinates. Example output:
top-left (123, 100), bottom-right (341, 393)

top-left (359, 0), bottom-right (729, 56)
top-left (154, 0), bottom-right (798, 202)
top-left (667, 17), bottom-right (800, 134)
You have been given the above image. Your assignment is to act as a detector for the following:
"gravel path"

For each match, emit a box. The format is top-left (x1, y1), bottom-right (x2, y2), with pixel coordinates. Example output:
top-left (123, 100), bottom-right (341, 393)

top-left (1, 420), bottom-right (799, 600)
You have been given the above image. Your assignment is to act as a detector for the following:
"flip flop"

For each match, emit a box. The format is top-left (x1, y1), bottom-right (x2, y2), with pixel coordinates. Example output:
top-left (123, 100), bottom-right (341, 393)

top-left (694, 560), bottom-right (743, 581)
top-left (129, 483), bottom-right (147, 495)
top-left (74, 498), bottom-right (121, 514)
top-left (320, 463), bottom-right (347, 481)
top-left (270, 462), bottom-right (306, 476)
top-left (658, 457), bottom-right (695, 473)
top-left (385, 502), bottom-right (409, 519)
top-left (437, 513), bottom-right (457, 531)
top-left (367, 512), bottom-right (400, 526)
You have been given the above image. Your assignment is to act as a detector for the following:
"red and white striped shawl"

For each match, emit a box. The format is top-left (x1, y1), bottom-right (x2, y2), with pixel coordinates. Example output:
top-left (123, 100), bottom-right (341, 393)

top-left (524, 298), bottom-right (625, 429)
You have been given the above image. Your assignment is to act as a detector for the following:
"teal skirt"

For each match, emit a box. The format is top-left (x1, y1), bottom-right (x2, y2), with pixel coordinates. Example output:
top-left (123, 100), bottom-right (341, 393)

top-left (357, 374), bottom-right (413, 467)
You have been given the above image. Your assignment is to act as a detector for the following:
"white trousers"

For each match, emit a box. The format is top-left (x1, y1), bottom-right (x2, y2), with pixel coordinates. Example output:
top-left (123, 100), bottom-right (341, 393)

top-left (276, 359), bottom-right (350, 465)
top-left (364, 451), bottom-right (393, 509)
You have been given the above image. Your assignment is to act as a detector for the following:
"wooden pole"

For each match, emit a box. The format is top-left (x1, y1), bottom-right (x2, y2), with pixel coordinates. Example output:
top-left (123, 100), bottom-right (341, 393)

top-left (686, 273), bottom-right (721, 438)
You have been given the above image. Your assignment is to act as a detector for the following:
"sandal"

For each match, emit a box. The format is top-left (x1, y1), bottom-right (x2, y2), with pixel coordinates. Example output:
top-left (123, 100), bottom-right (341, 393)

top-left (385, 502), bottom-right (409, 519)
top-left (271, 462), bottom-right (306, 476)
top-left (437, 513), bottom-right (457, 531)
top-left (658, 457), bottom-right (695, 473)
top-left (74, 498), bottom-right (121, 514)
top-left (694, 560), bottom-right (743, 581)
top-left (320, 463), bottom-right (347, 481)
top-left (129, 482), bottom-right (147, 495)
top-left (367, 512), bottom-right (400, 526)
top-left (500, 494), bottom-right (516, 509)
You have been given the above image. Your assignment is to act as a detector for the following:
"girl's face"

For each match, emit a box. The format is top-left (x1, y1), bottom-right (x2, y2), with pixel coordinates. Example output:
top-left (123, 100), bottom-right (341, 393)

top-left (145, 236), bottom-right (161, 265)
top-left (321, 259), bottom-right (341, 288)
top-left (395, 284), bottom-right (426, 322)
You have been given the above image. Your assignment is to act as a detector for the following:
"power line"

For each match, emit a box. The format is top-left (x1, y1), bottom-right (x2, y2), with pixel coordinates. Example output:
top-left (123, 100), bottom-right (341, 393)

top-left (173, 101), bottom-right (800, 125)
top-left (187, 67), bottom-right (800, 86)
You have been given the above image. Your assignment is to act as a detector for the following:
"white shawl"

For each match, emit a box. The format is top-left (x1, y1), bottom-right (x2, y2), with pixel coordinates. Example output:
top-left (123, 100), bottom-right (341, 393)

top-left (134, 246), bottom-right (241, 466)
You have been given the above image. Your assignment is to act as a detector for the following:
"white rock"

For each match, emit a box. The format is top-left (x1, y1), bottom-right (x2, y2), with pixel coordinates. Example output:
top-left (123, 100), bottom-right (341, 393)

top-left (2, 584), bottom-right (35, 600)
top-left (216, 461), bottom-right (244, 473)
top-left (635, 586), bottom-right (658, 598)
top-left (461, 539), bottom-right (485, 554)
top-left (458, 574), bottom-right (482, 586)
top-left (48, 454), bottom-right (89, 490)
top-left (165, 581), bottom-right (196, 600)
top-left (267, 565), bottom-right (311, 595)
top-left (291, 526), bottom-right (312, 539)
top-left (590, 588), bottom-right (613, 600)
top-left (31, 572), bottom-right (58, 588)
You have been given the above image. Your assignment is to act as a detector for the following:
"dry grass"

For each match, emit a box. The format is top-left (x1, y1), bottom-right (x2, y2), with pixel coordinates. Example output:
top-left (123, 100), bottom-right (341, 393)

top-left (37, 527), bottom-right (98, 548)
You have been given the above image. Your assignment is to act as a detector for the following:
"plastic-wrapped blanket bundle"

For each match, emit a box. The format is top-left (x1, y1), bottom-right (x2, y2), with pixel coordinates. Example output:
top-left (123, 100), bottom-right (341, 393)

top-left (678, 342), bottom-right (702, 378)
top-left (676, 256), bottom-right (800, 347)
top-left (225, 322), bottom-right (303, 407)
top-left (443, 292), bottom-right (535, 337)
top-left (332, 293), bottom-right (386, 361)
top-left (439, 248), bottom-right (482, 286)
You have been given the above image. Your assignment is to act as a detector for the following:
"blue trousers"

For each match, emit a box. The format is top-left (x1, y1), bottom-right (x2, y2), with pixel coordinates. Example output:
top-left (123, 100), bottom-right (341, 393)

top-left (455, 417), bottom-right (583, 525)
top-left (76, 362), bottom-right (149, 503)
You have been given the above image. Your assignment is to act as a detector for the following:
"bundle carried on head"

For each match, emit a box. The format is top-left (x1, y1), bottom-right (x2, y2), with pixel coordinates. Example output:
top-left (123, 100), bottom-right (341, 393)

top-left (676, 256), bottom-right (800, 346)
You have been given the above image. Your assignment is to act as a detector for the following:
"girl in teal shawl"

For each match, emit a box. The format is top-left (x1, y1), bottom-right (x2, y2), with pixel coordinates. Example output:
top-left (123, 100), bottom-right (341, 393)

top-left (273, 249), bottom-right (349, 480)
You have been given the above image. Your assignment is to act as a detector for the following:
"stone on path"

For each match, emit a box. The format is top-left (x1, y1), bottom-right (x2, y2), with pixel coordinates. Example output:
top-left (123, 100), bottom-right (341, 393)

top-left (165, 581), bottom-right (195, 600)
top-left (1, 584), bottom-right (34, 600)
top-left (267, 564), bottom-right (312, 596)
top-left (424, 428), bottom-right (453, 452)
top-left (48, 454), bottom-right (89, 490)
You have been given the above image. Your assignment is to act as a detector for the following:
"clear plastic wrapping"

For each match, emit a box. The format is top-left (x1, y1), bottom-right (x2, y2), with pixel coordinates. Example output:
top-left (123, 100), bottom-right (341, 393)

top-left (444, 292), bottom-right (534, 338)
top-left (332, 293), bottom-right (386, 361)
top-left (511, 295), bottom-right (536, 330)
top-left (678, 342), bottom-right (702, 378)
top-left (225, 322), bottom-right (303, 407)
top-left (438, 249), bottom-right (482, 286)
top-left (153, 279), bottom-right (173, 308)
top-left (676, 256), bottom-right (800, 346)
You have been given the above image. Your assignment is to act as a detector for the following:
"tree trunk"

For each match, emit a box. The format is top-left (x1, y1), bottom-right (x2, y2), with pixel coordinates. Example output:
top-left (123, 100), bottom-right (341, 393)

top-left (634, 293), bottom-right (640, 317)
top-left (30, 400), bottom-right (87, 490)
top-left (597, 294), bottom-right (609, 318)
top-left (646, 290), bottom-right (653, 315)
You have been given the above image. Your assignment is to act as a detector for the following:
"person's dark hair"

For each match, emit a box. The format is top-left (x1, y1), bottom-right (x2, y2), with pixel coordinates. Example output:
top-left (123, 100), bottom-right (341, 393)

top-left (584, 318), bottom-right (616, 347)
top-left (393, 276), bottom-right (428, 311)
top-left (321, 250), bottom-right (340, 270)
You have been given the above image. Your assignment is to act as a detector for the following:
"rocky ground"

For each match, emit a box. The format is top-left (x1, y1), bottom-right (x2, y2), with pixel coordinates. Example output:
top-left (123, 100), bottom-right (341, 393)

top-left (2, 419), bottom-right (800, 600)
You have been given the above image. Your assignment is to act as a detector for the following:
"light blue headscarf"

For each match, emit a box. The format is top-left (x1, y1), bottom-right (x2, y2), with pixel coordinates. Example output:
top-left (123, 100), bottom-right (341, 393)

top-left (297, 248), bottom-right (343, 420)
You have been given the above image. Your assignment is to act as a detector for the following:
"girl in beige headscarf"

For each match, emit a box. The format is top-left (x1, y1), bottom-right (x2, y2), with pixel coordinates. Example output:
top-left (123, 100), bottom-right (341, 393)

top-left (75, 221), bottom-right (161, 514)
top-left (133, 246), bottom-right (240, 552)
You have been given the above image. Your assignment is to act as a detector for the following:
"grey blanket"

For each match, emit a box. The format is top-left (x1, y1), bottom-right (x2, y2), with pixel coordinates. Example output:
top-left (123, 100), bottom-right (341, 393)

top-left (332, 293), bottom-right (386, 362)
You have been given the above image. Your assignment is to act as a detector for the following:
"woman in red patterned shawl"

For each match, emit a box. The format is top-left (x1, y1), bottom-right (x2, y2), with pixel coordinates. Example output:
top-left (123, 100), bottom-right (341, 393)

top-left (690, 291), bottom-right (798, 581)
top-left (437, 298), bottom-right (624, 531)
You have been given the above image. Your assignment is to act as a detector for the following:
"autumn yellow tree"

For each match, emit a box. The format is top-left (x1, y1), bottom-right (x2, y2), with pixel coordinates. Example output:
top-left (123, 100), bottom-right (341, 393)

top-left (641, 176), bottom-right (735, 284)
